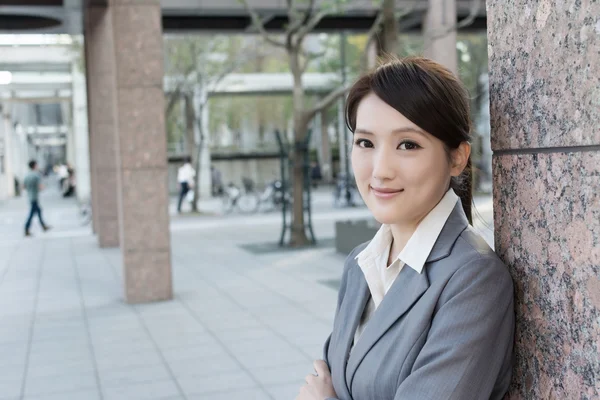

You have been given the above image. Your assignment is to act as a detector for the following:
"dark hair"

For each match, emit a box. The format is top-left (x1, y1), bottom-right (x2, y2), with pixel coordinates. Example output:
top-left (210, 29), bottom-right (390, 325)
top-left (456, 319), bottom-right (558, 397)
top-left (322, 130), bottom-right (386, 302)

top-left (28, 160), bottom-right (37, 170)
top-left (345, 56), bottom-right (473, 223)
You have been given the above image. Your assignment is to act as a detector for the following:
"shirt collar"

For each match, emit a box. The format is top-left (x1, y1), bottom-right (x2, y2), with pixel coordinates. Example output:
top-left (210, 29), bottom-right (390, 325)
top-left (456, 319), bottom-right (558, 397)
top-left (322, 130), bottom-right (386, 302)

top-left (355, 189), bottom-right (459, 274)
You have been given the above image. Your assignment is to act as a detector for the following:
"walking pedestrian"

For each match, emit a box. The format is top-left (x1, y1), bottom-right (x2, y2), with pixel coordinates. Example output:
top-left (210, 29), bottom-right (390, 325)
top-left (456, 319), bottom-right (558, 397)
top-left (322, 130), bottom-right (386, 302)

top-left (177, 158), bottom-right (195, 213)
top-left (24, 160), bottom-right (51, 237)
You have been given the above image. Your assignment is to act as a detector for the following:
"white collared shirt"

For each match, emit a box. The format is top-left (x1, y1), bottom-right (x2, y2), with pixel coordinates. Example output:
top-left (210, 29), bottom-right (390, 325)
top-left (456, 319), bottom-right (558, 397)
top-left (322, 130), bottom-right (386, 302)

top-left (177, 163), bottom-right (196, 184)
top-left (353, 189), bottom-right (459, 347)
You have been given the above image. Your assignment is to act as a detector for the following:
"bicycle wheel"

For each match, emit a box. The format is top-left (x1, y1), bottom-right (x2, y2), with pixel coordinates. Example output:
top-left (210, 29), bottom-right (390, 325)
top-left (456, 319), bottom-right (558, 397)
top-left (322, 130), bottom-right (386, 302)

top-left (221, 194), bottom-right (235, 214)
top-left (237, 193), bottom-right (259, 213)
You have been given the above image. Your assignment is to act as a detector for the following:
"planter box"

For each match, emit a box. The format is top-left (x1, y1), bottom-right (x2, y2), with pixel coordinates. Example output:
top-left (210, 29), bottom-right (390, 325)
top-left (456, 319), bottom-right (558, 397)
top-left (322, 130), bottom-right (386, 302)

top-left (335, 218), bottom-right (380, 255)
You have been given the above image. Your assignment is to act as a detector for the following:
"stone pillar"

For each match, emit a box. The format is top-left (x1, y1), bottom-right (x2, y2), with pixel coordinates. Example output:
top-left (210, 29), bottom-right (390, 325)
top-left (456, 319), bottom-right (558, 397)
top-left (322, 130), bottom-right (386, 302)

top-left (86, 0), bottom-right (172, 303)
top-left (423, 0), bottom-right (458, 74)
top-left (62, 100), bottom-right (76, 167)
top-left (320, 112), bottom-right (333, 183)
top-left (85, 7), bottom-right (120, 247)
top-left (72, 62), bottom-right (91, 204)
top-left (83, 40), bottom-right (98, 234)
top-left (487, 1), bottom-right (600, 398)
top-left (3, 111), bottom-right (15, 198)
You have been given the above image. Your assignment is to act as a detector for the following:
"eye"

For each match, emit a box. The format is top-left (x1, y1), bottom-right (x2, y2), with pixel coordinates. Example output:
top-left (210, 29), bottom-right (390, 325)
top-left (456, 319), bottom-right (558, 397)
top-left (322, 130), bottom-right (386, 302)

top-left (398, 141), bottom-right (421, 150)
top-left (355, 138), bottom-right (374, 148)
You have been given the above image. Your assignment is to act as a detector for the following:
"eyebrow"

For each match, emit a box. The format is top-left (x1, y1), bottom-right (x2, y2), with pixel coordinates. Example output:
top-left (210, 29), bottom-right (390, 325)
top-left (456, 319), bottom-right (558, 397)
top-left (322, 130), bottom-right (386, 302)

top-left (354, 127), bottom-right (428, 137)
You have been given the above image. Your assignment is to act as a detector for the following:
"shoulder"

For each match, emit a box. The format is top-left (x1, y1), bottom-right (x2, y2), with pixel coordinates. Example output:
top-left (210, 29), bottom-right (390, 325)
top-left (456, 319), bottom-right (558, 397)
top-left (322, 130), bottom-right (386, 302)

top-left (429, 227), bottom-right (513, 297)
top-left (343, 241), bottom-right (369, 273)
top-left (337, 241), bottom-right (369, 287)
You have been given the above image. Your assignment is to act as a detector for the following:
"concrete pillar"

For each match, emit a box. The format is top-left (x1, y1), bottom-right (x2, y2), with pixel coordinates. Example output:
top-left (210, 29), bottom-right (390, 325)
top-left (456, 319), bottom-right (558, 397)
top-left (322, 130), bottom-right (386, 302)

top-left (72, 62), bottom-right (91, 205)
top-left (62, 100), bottom-right (76, 167)
top-left (86, 0), bottom-right (172, 303)
top-left (320, 111), bottom-right (333, 183)
top-left (487, 0), bottom-right (600, 398)
top-left (83, 39), bottom-right (98, 234)
top-left (423, 0), bottom-right (458, 74)
top-left (3, 111), bottom-right (15, 198)
top-left (85, 7), bottom-right (120, 247)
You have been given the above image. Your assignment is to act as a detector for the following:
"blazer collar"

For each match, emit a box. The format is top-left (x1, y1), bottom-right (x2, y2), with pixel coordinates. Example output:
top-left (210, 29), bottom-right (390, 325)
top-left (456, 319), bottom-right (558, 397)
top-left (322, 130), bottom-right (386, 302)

top-left (426, 201), bottom-right (469, 263)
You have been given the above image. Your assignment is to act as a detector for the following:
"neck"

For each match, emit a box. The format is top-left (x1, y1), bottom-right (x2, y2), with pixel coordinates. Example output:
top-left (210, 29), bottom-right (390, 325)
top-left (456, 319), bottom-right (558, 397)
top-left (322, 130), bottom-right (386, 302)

top-left (388, 191), bottom-right (448, 261)
top-left (389, 222), bottom-right (418, 260)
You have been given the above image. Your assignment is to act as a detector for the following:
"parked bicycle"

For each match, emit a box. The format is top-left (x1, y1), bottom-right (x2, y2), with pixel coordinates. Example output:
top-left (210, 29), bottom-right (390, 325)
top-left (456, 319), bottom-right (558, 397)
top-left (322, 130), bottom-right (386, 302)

top-left (256, 179), bottom-right (291, 212)
top-left (220, 181), bottom-right (259, 214)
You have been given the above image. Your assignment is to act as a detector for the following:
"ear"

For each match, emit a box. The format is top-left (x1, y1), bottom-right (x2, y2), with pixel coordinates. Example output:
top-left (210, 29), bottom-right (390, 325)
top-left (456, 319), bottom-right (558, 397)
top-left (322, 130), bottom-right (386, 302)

top-left (450, 142), bottom-right (471, 177)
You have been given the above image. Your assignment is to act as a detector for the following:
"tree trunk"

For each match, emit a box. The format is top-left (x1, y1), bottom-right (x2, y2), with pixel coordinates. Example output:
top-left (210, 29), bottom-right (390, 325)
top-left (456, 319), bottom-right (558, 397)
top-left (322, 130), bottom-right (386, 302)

top-left (290, 119), bottom-right (310, 247)
top-left (381, 0), bottom-right (398, 54)
top-left (185, 93), bottom-right (201, 213)
top-left (289, 48), bottom-right (310, 247)
top-left (191, 134), bottom-right (203, 213)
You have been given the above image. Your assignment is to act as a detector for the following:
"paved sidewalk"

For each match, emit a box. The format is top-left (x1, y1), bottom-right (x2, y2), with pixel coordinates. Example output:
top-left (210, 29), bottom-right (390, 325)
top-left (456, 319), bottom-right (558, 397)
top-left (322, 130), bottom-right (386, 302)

top-left (0, 183), bottom-right (494, 400)
top-left (0, 188), bottom-right (351, 400)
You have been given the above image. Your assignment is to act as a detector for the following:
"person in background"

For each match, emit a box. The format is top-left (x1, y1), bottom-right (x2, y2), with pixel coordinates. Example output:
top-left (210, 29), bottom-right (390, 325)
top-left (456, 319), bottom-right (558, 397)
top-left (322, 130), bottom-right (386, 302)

top-left (177, 158), bottom-right (195, 213)
top-left (311, 161), bottom-right (322, 189)
top-left (57, 163), bottom-right (69, 190)
top-left (211, 165), bottom-right (223, 196)
top-left (24, 160), bottom-right (51, 237)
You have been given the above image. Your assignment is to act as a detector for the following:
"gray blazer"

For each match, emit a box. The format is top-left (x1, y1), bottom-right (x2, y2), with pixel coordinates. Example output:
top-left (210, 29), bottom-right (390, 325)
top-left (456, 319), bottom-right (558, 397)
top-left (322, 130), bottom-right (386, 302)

top-left (323, 203), bottom-right (514, 400)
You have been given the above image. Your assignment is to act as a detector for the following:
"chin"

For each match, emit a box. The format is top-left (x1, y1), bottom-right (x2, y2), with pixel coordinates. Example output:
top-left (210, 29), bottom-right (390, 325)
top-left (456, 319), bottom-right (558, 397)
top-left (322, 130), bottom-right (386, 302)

top-left (369, 210), bottom-right (403, 226)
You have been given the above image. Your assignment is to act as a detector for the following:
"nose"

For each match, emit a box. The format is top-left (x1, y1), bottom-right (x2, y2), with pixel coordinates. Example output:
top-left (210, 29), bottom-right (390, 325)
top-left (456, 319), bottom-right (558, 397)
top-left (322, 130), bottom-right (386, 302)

top-left (371, 148), bottom-right (396, 182)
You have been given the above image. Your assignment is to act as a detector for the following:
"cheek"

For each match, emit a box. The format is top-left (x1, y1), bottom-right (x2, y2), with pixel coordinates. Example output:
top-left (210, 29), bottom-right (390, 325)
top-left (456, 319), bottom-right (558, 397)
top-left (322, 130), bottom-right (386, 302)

top-left (351, 151), bottom-right (371, 180)
top-left (402, 152), bottom-right (450, 187)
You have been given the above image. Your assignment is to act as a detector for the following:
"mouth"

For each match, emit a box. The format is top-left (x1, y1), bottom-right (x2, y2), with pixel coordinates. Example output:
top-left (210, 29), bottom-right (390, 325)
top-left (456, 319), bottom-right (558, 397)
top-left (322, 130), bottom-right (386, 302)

top-left (370, 186), bottom-right (404, 199)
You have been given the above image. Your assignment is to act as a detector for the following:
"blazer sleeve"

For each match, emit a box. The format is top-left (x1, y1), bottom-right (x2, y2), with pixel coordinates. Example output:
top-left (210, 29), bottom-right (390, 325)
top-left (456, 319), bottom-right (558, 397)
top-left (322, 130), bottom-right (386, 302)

top-left (394, 256), bottom-right (515, 400)
top-left (323, 244), bottom-right (364, 367)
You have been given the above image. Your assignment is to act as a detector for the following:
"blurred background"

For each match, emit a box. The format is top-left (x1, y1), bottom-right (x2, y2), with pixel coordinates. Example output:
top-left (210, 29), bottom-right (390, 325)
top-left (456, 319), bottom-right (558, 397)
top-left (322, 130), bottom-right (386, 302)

top-left (0, 1), bottom-right (495, 399)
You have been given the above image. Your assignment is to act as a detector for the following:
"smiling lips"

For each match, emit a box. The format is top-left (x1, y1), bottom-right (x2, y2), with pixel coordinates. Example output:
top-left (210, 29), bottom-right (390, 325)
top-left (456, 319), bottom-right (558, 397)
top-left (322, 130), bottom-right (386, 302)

top-left (370, 186), bottom-right (404, 199)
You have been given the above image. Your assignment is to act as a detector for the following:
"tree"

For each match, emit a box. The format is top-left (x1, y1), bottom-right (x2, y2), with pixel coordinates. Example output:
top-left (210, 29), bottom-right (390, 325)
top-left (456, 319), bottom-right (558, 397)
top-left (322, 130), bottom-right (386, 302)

top-left (239, 0), bottom-right (389, 246)
top-left (164, 35), bottom-right (261, 212)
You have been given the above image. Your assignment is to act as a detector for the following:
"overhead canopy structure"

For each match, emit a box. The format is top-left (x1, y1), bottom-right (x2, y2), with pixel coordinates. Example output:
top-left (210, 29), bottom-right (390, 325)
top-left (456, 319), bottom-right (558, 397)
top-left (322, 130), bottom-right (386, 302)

top-left (0, 0), bottom-right (487, 34)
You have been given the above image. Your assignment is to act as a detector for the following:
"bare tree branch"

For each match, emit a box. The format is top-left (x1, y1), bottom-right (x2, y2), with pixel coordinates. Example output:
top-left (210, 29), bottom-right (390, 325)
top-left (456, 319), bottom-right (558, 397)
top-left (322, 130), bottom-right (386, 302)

top-left (456, 0), bottom-right (481, 29)
top-left (238, 0), bottom-right (287, 48)
top-left (295, 8), bottom-right (330, 44)
top-left (166, 86), bottom-right (183, 116)
top-left (305, 84), bottom-right (351, 121)
top-left (361, 8), bottom-right (386, 70)
top-left (427, 0), bottom-right (481, 41)
top-left (287, 0), bottom-right (315, 38)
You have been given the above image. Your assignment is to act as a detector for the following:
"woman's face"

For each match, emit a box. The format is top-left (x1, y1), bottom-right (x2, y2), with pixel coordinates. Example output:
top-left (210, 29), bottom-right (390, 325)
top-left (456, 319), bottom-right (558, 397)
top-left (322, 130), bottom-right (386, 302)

top-left (351, 93), bottom-right (465, 227)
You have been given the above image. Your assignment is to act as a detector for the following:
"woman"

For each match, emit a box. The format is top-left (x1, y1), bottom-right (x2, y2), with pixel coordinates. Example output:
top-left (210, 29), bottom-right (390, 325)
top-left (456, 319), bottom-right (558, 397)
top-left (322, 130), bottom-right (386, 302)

top-left (297, 57), bottom-right (514, 400)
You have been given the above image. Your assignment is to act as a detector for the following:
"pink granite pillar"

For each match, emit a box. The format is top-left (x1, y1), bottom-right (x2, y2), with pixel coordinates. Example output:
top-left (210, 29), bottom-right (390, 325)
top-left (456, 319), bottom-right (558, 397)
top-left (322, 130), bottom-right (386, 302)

top-left (86, 0), bottom-right (172, 303)
top-left (487, 0), bottom-right (600, 397)
top-left (85, 6), bottom-right (120, 247)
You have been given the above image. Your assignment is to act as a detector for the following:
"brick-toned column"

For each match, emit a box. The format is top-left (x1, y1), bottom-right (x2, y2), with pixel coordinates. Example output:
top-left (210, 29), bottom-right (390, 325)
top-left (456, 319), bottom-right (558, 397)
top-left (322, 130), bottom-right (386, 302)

top-left (85, 6), bottom-right (120, 247)
top-left (487, 0), bottom-right (600, 397)
top-left (85, 0), bottom-right (172, 303)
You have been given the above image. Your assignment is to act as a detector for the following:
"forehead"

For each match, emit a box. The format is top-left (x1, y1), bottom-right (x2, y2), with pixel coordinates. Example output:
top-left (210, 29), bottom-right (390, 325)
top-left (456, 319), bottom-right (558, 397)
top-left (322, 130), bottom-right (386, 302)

top-left (355, 93), bottom-right (421, 132)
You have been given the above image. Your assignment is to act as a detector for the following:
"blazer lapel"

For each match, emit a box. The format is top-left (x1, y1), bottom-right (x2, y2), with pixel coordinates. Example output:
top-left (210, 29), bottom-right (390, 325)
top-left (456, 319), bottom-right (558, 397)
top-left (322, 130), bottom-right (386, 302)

top-left (345, 266), bottom-right (429, 388)
top-left (331, 263), bottom-right (370, 399)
